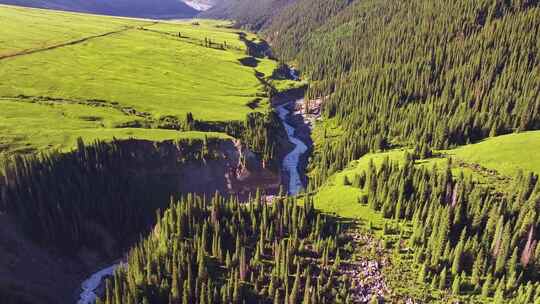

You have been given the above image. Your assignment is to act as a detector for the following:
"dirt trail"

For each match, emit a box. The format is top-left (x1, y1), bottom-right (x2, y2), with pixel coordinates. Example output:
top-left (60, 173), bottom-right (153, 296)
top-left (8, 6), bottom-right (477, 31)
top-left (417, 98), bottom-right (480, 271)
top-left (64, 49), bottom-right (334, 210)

top-left (0, 23), bottom-right (155, 61)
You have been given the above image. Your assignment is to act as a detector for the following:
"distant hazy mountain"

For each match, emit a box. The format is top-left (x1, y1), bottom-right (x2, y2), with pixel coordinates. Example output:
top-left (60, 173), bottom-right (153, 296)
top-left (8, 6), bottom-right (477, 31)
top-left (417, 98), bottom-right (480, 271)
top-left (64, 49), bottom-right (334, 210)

top-left (200, 0), bottom-right (296, 30)
top-left (0, 0), bottom-right (200, 18)
top-left (183, 0), bottom-right (216, 11)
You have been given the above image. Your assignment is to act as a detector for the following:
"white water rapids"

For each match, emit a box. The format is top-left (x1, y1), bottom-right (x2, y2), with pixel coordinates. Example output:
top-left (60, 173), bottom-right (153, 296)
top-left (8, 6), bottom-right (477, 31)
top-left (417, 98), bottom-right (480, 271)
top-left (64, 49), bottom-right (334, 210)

top-left (77, 264), bottom-right (119, 304)
top-left (276, 100), bottom-right (308, 195)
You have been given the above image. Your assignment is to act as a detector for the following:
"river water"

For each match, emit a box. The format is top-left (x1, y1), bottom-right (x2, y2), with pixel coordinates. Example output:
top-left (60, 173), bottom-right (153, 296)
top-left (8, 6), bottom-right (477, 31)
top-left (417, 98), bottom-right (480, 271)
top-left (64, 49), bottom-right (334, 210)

top-left (276, 101), bottom-right (308, 195)
top-left (77, 264), bottom-right (119, 304)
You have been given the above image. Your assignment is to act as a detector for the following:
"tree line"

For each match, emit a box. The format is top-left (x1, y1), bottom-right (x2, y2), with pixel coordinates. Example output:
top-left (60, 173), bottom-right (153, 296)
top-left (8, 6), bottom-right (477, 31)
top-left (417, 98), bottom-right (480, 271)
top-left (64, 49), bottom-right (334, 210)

top-left (97, 193), bottom-right (356, 304)
top-left (154, 109), bottom-right (284, 171)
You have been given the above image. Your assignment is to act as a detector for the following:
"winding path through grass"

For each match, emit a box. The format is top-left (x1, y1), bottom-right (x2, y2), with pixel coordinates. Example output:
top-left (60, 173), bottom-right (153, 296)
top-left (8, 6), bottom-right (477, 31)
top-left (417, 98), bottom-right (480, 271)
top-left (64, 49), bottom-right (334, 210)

top-left (0, 24), bottom-right (152, 60)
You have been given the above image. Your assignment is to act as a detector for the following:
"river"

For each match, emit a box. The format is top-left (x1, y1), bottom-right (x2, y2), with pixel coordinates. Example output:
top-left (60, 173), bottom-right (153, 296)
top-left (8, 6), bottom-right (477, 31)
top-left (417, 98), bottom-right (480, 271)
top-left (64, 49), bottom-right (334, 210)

top-left (77, 264), bottom-right (118, 304)
top-left (276, 100), bottom-right (308, 195)
top-left (75, 91), bottom-right (310, 303)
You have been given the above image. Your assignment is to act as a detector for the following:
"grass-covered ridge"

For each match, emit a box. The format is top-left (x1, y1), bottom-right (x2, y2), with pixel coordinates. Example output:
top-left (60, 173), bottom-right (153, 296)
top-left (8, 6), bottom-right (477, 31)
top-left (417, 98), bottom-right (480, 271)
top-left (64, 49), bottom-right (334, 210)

top-left (314, 130), bottom-right (540, 219)
top-left (0, 4), bottom-right (288, 160)
top-left (0, 97), bottom-right (231, 158)
top-left (0, 5), bottom-right (274, 121)
top-left (0, 4), bottom-right (143, 57)
top-left (445, 131), bottom-right (540, 177)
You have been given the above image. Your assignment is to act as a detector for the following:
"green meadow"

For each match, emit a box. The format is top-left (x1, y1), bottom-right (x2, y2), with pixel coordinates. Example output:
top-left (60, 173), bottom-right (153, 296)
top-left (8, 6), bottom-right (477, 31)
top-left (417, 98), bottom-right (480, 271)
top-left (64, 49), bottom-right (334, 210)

top-left (0, 4), bottom-right (284, 160)
top-left (444, 131), bottom-right (540, 177)
top-left (314, 130), bottom-right (540, 222)
top-left (0, 98), bottom-right (229, 160)
top-left (0, 5), bottom-right (143, 56)
top-left (146, 20), bottom-right (252, 51)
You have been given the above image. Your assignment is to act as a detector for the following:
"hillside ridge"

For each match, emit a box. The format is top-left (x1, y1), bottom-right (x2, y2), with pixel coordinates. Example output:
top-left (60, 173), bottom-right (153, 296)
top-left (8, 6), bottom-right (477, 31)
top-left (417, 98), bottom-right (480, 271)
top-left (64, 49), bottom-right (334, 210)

top-left (0, 0), bottom-right (199, 18)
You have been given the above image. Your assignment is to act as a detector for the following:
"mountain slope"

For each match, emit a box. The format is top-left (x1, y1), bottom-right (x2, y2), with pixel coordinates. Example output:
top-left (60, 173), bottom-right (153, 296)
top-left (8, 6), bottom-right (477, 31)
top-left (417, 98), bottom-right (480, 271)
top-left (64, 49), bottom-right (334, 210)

top-left (0, 0), bottom-right (199, 18)
top-left (252, 1), bottom-right (540, 301)
top-left (259, 0), bottom-right (540, 187)
top-left (200, 0), bottom-right (296, 30)
top-left (183, 0), bottom-right (217, 11)
top-left (263, 0), bottom-right (353, 60)
top-left (0, 5), bottom-right (293, 303)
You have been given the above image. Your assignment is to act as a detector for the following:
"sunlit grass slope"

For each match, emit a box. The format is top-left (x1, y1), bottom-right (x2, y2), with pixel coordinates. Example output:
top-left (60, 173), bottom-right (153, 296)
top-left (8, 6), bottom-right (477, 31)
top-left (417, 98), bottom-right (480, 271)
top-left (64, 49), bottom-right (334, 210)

top-left (0, 98), bottom-right (229, 159)
top-left (313, 150), bottom-right (402, 227)
top-left (314, 130), bottom-right (540, 221)
top-left (445, 131), bottom-right (540, 177)
top-left (0, 5), bottom-right (279, 160)
top-left (0, 28), bottom-right (265, 121)
top-left (0, 5), bottom-right (276, 122)
top-left (148, 20), bottom-right (250, 51)
top-left (0, 4), bottom-right (144, 56)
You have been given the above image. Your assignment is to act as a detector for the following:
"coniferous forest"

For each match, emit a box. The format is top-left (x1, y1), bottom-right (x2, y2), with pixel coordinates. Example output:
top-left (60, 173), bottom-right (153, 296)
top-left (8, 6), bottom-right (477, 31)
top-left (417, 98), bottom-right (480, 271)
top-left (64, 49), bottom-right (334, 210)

top-left (95, 155), bottom-right (540, 303)
top-left (96, 194), bottom-right (352, 304)
top-left (1, 0), bottom-right (540, 303)
top-left (203, 0), bottom-right (540, 302)
top-left (355, 155), bottom-right (540, 301)
top-left (262, 0), bottom-right (540, 187)
top-left (0, 138), bottom-right (227, 253)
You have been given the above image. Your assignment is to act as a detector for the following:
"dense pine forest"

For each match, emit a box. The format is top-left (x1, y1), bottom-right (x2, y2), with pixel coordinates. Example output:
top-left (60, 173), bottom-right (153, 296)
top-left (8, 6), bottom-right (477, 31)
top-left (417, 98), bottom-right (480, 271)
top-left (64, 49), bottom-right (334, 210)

top-left (201, 0), bottom-right (296, 30)
top-left (96, 194), bottom-right (353, 304)
top-left (202, 0), bottom-right (540, 301)
top-left (353, 155), bottom-right (540, 301)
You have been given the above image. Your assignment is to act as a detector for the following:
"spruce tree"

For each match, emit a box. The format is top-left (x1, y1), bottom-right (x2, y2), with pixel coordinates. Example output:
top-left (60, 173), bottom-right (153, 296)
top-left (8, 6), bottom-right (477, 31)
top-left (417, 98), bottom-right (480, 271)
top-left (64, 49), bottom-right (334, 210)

top-left (451, 275), bottom-right (461, 295)
top-left (438, 267), bottom-right (447, 290)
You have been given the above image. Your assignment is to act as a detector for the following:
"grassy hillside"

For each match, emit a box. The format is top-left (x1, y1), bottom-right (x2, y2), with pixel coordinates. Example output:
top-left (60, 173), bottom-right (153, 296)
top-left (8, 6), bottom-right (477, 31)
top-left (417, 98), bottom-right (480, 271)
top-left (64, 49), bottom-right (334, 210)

top-left (0, 5), bottom-right (142, 56)
top-left (0, 5), bottom-right (281, 159)
top-left (314, 130), bottom-right (540, 221)
top-left (0, 97), bottom-right (230, 159)
top-left (445, 131), bottom-right (540, 177)
top-left (313, 149), bottom-right (402, 221)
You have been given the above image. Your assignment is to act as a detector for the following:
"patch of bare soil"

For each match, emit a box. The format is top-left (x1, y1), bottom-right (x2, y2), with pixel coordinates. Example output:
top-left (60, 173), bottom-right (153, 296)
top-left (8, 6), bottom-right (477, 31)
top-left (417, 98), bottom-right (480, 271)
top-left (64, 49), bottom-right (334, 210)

top-left (341, 231), bottom-right (390, 303)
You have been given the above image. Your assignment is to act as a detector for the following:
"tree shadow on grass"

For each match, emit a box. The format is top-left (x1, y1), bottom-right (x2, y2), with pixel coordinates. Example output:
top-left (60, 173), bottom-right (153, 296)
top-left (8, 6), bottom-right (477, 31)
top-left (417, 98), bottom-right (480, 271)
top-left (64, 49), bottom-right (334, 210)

top-left (238, 56), bottom-right (260, 67)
